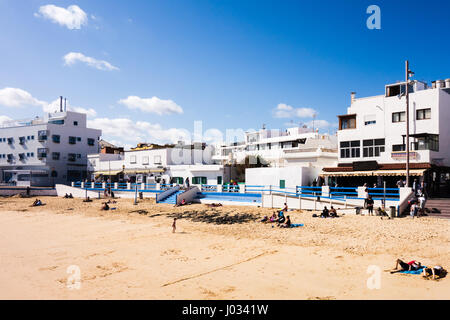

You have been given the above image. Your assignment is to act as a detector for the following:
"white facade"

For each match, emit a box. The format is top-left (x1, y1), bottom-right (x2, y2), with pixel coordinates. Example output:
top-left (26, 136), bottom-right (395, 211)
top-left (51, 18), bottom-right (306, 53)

top-left (337, 80), bottom-right (450, 166)
top-left (245, 166), bottom-right (319, 190)
top-left (212, 126), bottom-right (338, 168)
top-left (0, 111), bottom-right (101, 186)
top-left (88, 143), bottom-right (224, 185)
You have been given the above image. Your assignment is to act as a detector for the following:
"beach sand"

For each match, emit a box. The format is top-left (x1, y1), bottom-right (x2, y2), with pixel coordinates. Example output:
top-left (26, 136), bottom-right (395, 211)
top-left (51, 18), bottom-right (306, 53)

top-left (0, 196), bottom-right (449, 300)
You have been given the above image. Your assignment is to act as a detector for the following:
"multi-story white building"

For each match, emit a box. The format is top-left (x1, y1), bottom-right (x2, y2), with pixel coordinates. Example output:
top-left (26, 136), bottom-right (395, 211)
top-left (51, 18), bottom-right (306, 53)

top-left (88, 142), bottom-right (226, 185)
top-left (322, 78), bottom-right (450, 195)
top-left (212, 126), bottom-right (338, 168)
top-left (0, 111), bottom-right (101, 186)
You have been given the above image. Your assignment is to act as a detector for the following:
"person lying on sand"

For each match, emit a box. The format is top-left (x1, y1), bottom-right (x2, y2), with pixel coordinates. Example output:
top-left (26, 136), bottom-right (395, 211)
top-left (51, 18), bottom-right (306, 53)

top-left (206, 203), bottom-right (222, 207)
top-left (390, 259), bottom-right (422, 273)
top-left (174, 199), bottom-right (187, 207)
top-left (31, 199), bottom-right (43, 206)
top-left (269, 212), bottom-right (277, 222)
top-left (101, 202), bottom-right (110, 211)
top-left (422, 265), bottom-right (446, 280)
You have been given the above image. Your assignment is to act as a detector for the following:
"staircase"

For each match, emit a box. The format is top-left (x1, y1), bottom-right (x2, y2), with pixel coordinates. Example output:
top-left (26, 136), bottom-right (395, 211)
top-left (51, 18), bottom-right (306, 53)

top-left (424, 199), bottom-right (450, 219)
top-left (158, 190), bottom-right (183, 204)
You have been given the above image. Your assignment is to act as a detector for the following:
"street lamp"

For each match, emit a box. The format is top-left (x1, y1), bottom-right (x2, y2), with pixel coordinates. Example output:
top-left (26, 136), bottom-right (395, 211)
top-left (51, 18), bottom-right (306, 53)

top-left (405, 60), bottom-right (414, 187)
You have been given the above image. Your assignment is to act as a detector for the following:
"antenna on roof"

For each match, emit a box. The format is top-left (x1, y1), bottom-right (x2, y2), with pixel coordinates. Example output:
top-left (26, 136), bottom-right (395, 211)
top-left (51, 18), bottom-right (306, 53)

top-left (59, 96), bottom-right (63, 112)
top-left (64, 98), bottom-right (67, 112)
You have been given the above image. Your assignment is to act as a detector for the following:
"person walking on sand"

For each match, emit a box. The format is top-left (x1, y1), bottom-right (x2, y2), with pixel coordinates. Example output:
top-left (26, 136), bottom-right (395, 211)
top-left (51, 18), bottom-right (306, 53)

top-left (172, 218), bottom-right (177, 233)
top-left (185, 177), bottom-right (190, 189)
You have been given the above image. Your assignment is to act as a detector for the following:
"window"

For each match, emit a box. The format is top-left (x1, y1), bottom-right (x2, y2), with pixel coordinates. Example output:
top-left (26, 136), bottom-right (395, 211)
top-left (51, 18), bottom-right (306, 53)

top-left (7, 137), bottom-right (13, 144)
top-left (154, 155), bottom-right (162, 165)
top-left (77, 137), bottom-right (81, 141)
top-left (49, 119), bottom-right (64, 125)
top-left (19, 153), bottom-right (25, 160)
top-left (392, 144), bottom-right (406, 152)
top-left (7, 154), bottom-right (13, 162)
top-left (52, 152), bottom-right (60, 160)
top-left (37, 148), bottom-right (47, 158)
top-left (52, 135), bottom-right (60, 143)
top-left (171, 177), bottom-right (183, 184)
top-left (192, 177), bottom-right (207, 184)
top-left (30, 152), bottom-right (34, 157)
top-left (217, 176), bottom-right (222, 185)
top-left (279, 180), bottom-right (286, 189)
top-left (19, 136), bottom-right (26, 144)
top-left (363, 139), bottom-right (385, 157)
top-left (340, 140), bottom-right (360, 158)
top-left (392, 112), bottom-right (406, 123)
top-left (68, 136), bottom-right (76, 144)
top-left (31, 135), bottom-right (34, 140)
top-left (142, 156), bottom-right (149, 165)
top-left (339, 115), bottom-right (356, 130)
top-left (38, 130), bottom-right (48, 141)
top-left (364, 114), bottom-right (376, 126)
top-left (130, 155), bottom-right (137, 164)
top-left (416, 108), bottom-right (431, 120)
top-left (411, 134), bottom-right (439, 151)
top-left (87, 138), bottom-right (95, 146)
top-left (73, 121), bottom-right (78, 126)
top-left (68, 153), bottom-right (76, 162)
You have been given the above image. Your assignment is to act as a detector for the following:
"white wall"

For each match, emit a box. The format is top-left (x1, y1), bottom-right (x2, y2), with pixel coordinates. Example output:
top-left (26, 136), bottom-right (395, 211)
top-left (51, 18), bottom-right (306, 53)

top-left (245, 166), bottom-right (319, 189)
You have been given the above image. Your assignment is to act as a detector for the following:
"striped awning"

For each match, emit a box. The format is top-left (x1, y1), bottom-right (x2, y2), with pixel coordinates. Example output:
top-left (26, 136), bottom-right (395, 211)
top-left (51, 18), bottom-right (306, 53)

top-left (94, 170), bottom-right (123, 176)
top-left (321, 169), bottom-right (426, 177)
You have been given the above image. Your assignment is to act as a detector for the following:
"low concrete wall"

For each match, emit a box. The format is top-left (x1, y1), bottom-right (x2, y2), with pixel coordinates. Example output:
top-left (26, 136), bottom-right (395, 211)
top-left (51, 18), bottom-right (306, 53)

top-left (176, 186), bottom-right (200, 205)
top-left (262, 193), bottom-right (398, 212)
top-left (0, 187), bottom-right (57, 197)
top-left (56, 185), bottom-right (159, 199)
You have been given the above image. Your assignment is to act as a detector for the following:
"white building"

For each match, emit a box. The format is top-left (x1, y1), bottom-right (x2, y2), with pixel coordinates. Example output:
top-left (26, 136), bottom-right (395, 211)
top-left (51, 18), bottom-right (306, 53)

top-left (212, 126), bottom-right (338, 168)
top-left (88, 142), bottom-right (225, 185)
top-left (322, 78), bottom-right (450, 195)
top-left (0, 111), bottom-right (101, 186)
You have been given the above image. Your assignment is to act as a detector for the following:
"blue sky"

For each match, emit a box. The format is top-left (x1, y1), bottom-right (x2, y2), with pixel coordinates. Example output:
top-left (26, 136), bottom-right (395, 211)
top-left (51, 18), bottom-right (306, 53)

top-left (1, 0), bottom-right (450, 148)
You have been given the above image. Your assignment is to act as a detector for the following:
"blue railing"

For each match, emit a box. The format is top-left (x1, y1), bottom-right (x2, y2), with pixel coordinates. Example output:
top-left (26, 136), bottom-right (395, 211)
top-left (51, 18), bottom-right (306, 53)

top-left (70, 182), bottom-right (400, 202)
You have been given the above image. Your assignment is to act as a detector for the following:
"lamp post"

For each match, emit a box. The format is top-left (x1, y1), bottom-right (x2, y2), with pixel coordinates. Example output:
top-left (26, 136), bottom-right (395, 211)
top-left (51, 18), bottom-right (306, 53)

top-left (405, 60), bottom-right (414, 187)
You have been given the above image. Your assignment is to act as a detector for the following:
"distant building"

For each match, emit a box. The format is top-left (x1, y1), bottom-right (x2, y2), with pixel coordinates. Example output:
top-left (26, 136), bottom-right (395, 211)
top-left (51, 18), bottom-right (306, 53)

top-left (0, 111), bottom-right (101, 186)
top-left (99, 140), bottom-right (124, 154)
top-left (88, 141), bottom-right (225, 185)
top-left (322, 78), bottom-right (450, 195)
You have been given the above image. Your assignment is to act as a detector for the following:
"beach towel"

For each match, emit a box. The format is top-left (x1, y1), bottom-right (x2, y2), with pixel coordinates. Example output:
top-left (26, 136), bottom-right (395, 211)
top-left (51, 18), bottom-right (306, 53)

top-left (111, 207), bottom-right (117, 210)
top-left (290, 223), bottom-right (304, 228)
top-left (399, 266), bottom-right (426, 275)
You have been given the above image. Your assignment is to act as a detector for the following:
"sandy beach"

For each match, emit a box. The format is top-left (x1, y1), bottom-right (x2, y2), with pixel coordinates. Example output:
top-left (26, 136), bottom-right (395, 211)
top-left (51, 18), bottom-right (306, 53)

top-left (0, 196), bottom-right (449, 300)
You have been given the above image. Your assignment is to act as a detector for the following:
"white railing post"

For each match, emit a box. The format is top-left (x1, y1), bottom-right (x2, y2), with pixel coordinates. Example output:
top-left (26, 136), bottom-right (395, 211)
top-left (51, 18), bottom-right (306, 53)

top-left (156, 183), bottom-right (161, 190)
top-left (114, 182), bottom-right (118, 189)
top-left (102, 182), bottom-right (106, 189)
top-left (271, 193), bottom-right (274, 208)
top-left (239, 184), bottom-right (245, 193)
top-left (299, 194), bottom-right (302, 210)
top-left (141, 182), bottom-right (145, 190)
top-left (344, 195), bottom-right (347, 209)
top-left (127, 182), bottom-right (131, 190)
top-left (81, 182), bottom-right (84, 189)
top-left (71, 182), bottom-right (75, 187)
top-left (314, 197), bottom-right (317, 211)
top-left (217, 184), bottom-right (222, 192)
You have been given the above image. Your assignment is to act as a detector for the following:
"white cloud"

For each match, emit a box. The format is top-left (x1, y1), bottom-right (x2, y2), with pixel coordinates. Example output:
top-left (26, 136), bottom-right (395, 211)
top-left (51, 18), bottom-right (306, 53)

top-left (87, 118), bottom-right (191, 147)
top-left (35, 5), bottom-right (88, 30)
top-left (0, 115), bottom-right (12, 125)
top-left (0, 87), bottom-right (96, 117)
top-left (273, 103), bottom-right (317, 118)
top-left (63, 52), bottom-right (119, 71)
top-left (305, 119), bottom-right (338, 129)
top-left (0, 87), bottom-right (47, 108)
top-left (118, 96), bottom-right (183, 115)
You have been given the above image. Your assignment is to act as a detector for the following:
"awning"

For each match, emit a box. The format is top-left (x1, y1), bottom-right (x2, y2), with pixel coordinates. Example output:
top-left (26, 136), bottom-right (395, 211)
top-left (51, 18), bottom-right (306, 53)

top-left (321, 169), bottom-right (426, 177)
top-left (123, 168), bottom-right (165, 174)
top-left (94, 170), bottom-right (123, 176)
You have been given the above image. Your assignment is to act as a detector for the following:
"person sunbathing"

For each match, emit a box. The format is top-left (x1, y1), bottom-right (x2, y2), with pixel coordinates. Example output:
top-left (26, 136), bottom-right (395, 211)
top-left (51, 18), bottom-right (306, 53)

top-left (101, 202), bottom-right (110, 211)
top-left (329, 206), bottom-right (338, 217)
top-left (32, 199), bottom-right (43, 206)
top-left (422, 265), bottom-right (446, 280)
top-left (269, 212), bottom-right (278, 222)
top-left (279, 216), bottom-right (292, 228)
top-left (321, 206), bottom-right (329, 218)
top-left (390, 259), bottom-right (422, 273)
